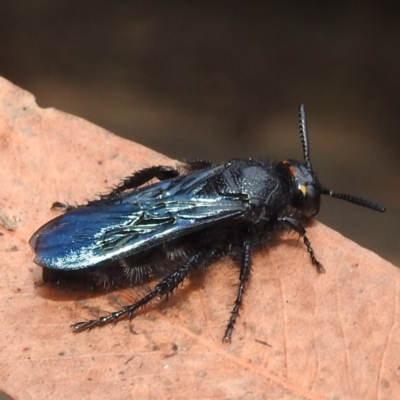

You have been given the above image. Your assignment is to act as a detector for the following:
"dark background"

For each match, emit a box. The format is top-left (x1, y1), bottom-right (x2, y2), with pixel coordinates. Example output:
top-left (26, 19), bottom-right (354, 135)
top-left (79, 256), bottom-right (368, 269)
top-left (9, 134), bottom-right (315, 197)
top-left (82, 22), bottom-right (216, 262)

top-left (1, 1), bottom-right (399, 269)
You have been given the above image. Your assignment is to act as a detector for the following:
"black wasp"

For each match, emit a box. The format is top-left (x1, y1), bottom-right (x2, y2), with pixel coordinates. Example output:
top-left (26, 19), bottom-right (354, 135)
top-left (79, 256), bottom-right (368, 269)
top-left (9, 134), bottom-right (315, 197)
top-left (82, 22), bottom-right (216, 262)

top-left (30, 105), bottom-right (385, 342)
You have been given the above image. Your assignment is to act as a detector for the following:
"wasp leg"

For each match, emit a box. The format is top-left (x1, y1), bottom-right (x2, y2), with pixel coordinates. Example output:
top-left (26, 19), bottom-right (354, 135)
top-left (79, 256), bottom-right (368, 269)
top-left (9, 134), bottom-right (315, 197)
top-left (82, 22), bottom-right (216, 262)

top-left (184, 159), bottom-right (215, 172)
top-left (105, 165), bottom-right (180, 196)
top-left (51, 201), bottom-right (76, 211)
top-left (53, 166), bottom-right (180, 210)
top-left (278, 216), bottom-right (325, 273)
top-left (223, 239), bottom-right (252, 343)
top-left (72, 248), bottom-right (222, 332)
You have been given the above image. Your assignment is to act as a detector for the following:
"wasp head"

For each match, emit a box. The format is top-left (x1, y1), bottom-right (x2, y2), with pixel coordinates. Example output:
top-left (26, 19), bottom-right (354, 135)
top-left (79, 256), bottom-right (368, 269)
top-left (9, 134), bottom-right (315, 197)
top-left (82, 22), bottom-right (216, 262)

top-left (278, 105), bottom-right (385, 216)
top-left (277, 159), bottom-right (321, 217)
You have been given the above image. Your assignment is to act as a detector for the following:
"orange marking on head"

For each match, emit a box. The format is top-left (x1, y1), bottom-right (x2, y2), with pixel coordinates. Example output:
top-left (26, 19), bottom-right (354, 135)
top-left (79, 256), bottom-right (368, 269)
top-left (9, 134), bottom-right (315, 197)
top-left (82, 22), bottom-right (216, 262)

top-left (289, 166), bottom-right (297, 177)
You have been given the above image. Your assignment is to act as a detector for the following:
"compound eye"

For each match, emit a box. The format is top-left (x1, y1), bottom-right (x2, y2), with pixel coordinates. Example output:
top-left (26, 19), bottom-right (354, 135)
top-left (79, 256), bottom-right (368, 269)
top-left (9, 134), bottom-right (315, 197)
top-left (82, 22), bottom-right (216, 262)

top-left (302, 184), bottom-right (320, 217)
top-left (306, 184), bottom-right (318, 200)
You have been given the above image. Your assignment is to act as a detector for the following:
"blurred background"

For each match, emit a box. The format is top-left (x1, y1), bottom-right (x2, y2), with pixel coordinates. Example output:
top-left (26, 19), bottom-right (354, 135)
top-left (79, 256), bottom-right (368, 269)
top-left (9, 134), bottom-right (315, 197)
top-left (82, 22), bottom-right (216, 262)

top-left (1, 1), bottom-right (399, 269)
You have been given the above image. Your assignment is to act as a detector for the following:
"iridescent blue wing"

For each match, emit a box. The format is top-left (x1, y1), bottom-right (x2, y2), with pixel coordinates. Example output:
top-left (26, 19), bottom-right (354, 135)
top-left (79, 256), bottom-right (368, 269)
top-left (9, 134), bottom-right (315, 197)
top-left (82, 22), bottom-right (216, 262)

top-left (30, 166), bottom-right (249, 270)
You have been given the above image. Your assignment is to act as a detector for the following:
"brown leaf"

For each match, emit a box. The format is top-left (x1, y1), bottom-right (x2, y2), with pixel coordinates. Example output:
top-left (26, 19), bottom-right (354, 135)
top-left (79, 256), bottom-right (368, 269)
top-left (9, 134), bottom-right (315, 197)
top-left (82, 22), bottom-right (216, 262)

top-left (0, 77), bottom-right (399, 400)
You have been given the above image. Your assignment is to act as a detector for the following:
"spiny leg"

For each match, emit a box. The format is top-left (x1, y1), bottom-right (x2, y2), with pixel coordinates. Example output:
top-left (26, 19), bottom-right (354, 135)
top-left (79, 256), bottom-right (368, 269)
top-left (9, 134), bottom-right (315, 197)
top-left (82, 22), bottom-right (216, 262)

top-left (223, 239), bottom-right (252, 343)
top-left (184, 159), bottom-right (215, 172)
top-left (72, 249), bottom-right (220, 332)
top-left (51, 201), bottom-right (77, 212)
top-left (108, 165), bottom-right (180, 196)
top-left (278, 216), bottom-right (325, 273)
top-left (72, 255), bottom-right (196, 331)
top-left (301, 234), bottom-right (325, 273)
top-left (52, 166), bottom-right (180, 210)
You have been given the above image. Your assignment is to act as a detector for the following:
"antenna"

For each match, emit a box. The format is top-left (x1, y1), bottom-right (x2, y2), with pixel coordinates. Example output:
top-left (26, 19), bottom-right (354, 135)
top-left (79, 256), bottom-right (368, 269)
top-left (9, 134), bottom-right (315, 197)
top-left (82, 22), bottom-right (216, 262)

top-left (298, 104), bottom-right (311, 167)
top-left (299, 105), bottom-right (385, 213)
top-left (320, 188), bottom-right (386, 212)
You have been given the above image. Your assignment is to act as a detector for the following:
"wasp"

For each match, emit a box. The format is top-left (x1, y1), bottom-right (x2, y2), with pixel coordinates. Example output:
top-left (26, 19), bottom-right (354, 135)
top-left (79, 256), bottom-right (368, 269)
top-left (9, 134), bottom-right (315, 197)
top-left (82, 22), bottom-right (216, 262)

top-left (30, 105), bottom-right (385, 342)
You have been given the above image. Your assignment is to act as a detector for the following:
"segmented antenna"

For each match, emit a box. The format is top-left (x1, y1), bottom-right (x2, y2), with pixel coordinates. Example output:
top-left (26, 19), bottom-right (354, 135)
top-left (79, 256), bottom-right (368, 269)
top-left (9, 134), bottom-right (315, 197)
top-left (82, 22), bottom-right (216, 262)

top-left (298, 105), bottom-right (385, 213)
top-left (320, 188), bottom-right (386, 212)
top-left (298, 104), bottom-right (311, 167)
